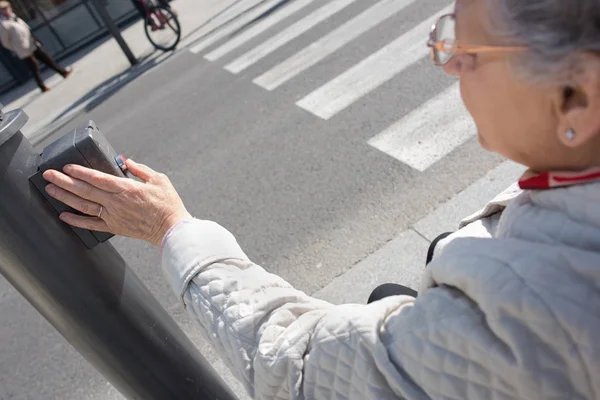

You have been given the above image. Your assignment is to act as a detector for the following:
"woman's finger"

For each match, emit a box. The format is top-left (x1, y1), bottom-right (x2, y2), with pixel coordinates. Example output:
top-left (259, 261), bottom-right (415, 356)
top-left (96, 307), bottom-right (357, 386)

top-left (126, 159), bottom-right (157, 183)
top-left (59, 212), bottom-right (110, 232)
top-left (62, 164), bottom-right (127, 193)
top-left (45, 184), bottom-right (103, 217)
top-left (43, 170), bottom-right (106, 202)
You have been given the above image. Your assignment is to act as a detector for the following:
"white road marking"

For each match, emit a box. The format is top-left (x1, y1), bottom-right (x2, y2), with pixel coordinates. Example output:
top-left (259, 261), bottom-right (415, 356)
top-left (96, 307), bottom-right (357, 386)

top-left (205, 0), bottom-right (319, 62)
top-left (253, 0), bottom-right (419, 91)
top-left (367, 83), bottom-right (476, 171)
top-left (296, 5), bottom-right (453, 119)
top-left (207, 0), bottom-right (267, 27)
top-left (225, 0), bottom-right (359, 74)
top-left (189, 0), bottom-right (285, 54)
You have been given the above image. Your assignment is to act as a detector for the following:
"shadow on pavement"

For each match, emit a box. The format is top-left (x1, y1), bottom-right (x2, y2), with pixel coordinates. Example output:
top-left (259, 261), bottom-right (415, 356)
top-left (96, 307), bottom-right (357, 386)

top-left (181, 0), bottom-right (269, 43)
top-left (21, 0), bottom-right (289, 145)
top-left (230, 0), bottom-right (293, 36)
top-left (179, 0), bottom-right (291, 52)
top-left (0, 13), bottom-right (142, 99)
top-left (30, 49), bottom-right (175, 146)
top-left (0, 66), bottom-right (62, 109)
top-left (4, 0), bottom-right (278, 115)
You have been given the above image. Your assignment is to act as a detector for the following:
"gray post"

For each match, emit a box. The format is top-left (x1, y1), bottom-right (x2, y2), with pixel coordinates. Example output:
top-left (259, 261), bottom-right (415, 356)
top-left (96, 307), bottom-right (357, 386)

top-left (0, 108), bottom-right (237, 400)
top-left (93, 0), bottom-right (138, 66)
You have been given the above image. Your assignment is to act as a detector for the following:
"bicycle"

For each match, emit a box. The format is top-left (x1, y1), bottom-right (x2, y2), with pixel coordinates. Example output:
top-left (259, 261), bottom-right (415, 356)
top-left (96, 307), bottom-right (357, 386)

top-left (138, 0), bottom-right (181, 52)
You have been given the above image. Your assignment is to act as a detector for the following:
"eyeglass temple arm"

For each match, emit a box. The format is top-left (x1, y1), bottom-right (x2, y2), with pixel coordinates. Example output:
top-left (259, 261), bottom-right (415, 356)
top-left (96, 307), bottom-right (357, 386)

top-left (429, 40), bottom-right (526, 53)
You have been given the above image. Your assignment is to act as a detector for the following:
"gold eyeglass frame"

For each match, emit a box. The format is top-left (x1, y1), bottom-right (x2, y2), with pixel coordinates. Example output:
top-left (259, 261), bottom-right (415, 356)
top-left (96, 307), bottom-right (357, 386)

top-left (427, 14), bottom-right (527, 66)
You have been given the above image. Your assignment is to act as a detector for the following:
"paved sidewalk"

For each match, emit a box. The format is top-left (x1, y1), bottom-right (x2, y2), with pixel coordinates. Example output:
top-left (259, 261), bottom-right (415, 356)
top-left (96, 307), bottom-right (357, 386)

top-left (0, 0), bottom-right (269, 144)
top-left (315, 160), bottom-right (526, 304)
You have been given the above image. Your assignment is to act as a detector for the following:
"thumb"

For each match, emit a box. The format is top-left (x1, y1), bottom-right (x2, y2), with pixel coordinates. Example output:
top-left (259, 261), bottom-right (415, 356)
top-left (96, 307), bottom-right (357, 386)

top-left (126, 159), bottom-right (157, 183)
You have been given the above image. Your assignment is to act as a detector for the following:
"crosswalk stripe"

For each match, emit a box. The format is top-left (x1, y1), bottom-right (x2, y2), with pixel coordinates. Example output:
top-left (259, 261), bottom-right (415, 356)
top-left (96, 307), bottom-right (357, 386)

top-left (367, 83), bottom-right (476, 172)
top-left (189, 0), bottom-right (285, 55)
top-left (205, 0), bottom-right (318, 62)
top-left (182, 0), bottom-right (267, 46)
top-left (185, 0), bottom-right (267, 48)
top-left (296, 4), bottom-right (453, 119)
top-left (207, 0), bottom-right (266, 28)
top-left (225, 0), bottom-right (359, 74)
top-left (253, 0), bottom-right (419, 91)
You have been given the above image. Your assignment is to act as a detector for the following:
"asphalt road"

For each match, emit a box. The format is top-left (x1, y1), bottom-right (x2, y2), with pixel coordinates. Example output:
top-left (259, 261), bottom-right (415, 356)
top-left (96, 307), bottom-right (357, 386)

top-left (0, 0), bottom-right (504, 398)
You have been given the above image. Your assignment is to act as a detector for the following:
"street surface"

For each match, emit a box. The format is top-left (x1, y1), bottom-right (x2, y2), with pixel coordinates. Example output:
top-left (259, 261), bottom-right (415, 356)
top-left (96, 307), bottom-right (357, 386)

top-left (0, 0), bottom-right (511, 398)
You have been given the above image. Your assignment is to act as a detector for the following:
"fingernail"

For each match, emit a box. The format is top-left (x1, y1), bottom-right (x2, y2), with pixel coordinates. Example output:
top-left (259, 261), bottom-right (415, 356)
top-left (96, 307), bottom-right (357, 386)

top-left (42, 170), bottom-right (52, 181)
top-left (64, 165), bottom-right (73, 173)
top-left (45, 185), bottom-right (55, 195)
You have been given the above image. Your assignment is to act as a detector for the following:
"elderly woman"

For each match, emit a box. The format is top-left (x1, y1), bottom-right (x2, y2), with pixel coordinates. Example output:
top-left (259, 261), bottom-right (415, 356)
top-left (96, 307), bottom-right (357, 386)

top-left (42, 0), bottom-right (600, 398)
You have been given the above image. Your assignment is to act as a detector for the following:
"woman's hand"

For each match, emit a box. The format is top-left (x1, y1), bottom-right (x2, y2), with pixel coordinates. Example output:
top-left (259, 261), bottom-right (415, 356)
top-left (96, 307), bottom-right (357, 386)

top-left (42, 159), bottom-right (192, 247)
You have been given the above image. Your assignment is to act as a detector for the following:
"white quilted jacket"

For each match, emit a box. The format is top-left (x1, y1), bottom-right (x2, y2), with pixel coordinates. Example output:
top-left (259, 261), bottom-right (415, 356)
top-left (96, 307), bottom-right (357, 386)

top-left (161, 181), bottom-right (600, 399)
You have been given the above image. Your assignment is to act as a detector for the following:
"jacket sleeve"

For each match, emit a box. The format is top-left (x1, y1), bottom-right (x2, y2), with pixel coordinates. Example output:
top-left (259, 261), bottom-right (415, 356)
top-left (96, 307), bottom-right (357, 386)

top-left (161, 220), bottom-right (520, 400)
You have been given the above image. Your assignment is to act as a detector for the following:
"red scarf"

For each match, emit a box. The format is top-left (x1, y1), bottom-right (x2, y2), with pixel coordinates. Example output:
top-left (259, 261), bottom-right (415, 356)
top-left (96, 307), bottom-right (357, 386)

top-left (519, 167), bottom-right (600, 190)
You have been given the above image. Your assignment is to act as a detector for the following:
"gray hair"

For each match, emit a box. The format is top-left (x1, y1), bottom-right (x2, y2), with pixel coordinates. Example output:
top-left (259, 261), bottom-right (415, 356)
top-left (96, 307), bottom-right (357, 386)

top-left (488, 0), bottom-right (600, 83)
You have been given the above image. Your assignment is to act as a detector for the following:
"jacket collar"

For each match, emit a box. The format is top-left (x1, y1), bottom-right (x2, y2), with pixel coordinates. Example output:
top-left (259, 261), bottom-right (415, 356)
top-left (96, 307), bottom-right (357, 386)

top-left (519, 167), bottom-right (600, 190)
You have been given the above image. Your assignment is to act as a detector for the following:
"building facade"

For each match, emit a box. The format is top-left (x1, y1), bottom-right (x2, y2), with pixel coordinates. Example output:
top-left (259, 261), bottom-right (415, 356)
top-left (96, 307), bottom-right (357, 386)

top-left (0, 0), bottom-right (138, 93)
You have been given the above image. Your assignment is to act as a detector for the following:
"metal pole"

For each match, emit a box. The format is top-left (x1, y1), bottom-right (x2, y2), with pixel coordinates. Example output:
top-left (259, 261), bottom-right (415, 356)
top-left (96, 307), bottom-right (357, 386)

top-left (0, 108), bottom-right (237, 400)
top-left (93, 0), bottom-right (138, 66)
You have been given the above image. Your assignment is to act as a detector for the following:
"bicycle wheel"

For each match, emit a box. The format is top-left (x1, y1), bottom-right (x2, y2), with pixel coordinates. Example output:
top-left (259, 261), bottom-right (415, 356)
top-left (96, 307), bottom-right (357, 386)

top-left (144, 6), bottom-right (181, 52)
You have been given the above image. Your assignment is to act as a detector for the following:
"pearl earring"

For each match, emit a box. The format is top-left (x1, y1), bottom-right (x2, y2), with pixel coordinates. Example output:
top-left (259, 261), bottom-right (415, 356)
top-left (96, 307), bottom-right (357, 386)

top-left (565, 129), bottom-right (576, 141)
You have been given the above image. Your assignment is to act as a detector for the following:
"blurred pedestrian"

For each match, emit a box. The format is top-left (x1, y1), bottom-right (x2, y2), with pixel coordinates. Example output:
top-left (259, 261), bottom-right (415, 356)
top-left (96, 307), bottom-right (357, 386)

top-left (0, 1), bottom-right (72, 93)
top-left (130, 0), bottom-right (177, 20)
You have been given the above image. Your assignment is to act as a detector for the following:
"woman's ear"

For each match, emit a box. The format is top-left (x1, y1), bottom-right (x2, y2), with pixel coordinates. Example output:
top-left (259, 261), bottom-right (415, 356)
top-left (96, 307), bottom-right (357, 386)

top-left (557, 53), bottom-right (600, 147)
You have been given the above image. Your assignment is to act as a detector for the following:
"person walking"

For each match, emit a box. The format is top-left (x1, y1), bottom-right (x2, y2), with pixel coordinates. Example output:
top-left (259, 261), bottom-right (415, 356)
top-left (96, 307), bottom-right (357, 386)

top-left (0, 1), bottom-right (71, 93)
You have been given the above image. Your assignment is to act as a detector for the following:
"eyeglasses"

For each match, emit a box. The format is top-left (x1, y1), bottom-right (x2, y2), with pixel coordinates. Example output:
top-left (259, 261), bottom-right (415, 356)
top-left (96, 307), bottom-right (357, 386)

top-left (427, 14), bottom-right (526, 66)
